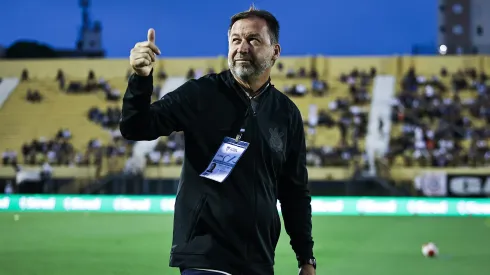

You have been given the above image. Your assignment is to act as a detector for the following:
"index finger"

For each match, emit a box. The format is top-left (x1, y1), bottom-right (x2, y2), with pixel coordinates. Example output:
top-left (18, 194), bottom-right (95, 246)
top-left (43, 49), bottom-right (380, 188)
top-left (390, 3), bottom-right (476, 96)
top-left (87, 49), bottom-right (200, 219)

top-left (137, 41), bottom-right (161, 55)
top-left (147, 42), bottom-right (161, 55)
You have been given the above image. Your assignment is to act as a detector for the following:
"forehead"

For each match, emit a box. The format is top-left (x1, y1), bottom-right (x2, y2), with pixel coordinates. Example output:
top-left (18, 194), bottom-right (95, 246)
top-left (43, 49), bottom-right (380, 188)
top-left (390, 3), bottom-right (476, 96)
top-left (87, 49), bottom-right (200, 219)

top-left (230, 17), bottom-right (269, 37)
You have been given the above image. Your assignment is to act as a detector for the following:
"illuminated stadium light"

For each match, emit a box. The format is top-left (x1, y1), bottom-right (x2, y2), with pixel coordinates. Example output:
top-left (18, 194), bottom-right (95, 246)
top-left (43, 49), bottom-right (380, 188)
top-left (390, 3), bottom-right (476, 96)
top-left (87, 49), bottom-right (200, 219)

top-left (438, 44), bottom-right (447, 55)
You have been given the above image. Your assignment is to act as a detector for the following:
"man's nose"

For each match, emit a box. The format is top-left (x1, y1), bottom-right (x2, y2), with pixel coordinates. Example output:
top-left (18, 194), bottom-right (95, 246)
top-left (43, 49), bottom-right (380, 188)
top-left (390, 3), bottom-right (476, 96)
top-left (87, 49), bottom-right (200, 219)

top-left (237, 41), bottom-right (250, 53)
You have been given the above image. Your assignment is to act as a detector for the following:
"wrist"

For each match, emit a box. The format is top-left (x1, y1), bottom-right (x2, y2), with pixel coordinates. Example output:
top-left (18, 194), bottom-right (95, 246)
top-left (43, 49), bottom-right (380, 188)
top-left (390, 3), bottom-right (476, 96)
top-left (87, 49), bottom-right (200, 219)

top-left (298, 257), bottom-right (316, 269)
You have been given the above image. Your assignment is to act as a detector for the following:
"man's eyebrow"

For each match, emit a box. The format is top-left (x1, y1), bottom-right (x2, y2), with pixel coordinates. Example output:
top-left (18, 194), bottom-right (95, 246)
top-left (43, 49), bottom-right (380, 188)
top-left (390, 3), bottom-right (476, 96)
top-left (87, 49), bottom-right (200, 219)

top-left (230, 33), bottom-right (261, 39)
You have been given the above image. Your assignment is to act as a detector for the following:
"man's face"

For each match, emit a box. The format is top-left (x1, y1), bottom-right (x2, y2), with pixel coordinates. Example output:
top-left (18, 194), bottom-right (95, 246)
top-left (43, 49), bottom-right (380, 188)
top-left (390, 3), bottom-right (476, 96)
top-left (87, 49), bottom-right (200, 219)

top-left (228, 17), bottom-right (278, 81)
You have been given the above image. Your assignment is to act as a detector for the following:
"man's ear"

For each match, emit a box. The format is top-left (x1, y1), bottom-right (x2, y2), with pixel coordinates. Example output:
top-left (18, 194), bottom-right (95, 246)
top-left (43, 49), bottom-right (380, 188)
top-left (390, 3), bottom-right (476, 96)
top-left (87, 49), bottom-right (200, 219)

top-left (272, 44), bottom-right (281, 61)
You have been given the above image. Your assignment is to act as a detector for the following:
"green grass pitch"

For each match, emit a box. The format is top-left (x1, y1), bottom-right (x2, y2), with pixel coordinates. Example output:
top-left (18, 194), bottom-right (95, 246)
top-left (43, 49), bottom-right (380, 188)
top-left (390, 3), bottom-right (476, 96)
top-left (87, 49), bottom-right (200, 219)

top-left (1, 213), bottom-right (489, 275)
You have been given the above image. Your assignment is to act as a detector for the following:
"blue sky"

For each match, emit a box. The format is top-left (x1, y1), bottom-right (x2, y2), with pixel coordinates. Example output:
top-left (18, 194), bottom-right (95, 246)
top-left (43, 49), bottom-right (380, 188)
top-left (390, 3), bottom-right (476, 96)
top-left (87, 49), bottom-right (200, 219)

top-left (0, 0), bottom-right (438, 57)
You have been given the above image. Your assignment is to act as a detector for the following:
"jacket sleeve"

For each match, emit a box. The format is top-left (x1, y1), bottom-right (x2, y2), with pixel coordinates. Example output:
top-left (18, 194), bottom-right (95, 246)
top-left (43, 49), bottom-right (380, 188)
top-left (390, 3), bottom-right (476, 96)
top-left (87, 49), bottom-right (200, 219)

top-left (120, 71), bottom-right (198, 140)
top-left (278, 105), bottom-right (314, 262)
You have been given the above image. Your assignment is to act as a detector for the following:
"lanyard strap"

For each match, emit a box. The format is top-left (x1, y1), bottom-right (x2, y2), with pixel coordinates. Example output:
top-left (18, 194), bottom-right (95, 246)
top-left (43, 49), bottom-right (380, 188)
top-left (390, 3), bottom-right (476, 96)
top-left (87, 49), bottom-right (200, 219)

top-left (235, 105), bottom-right (251, 142)
top-left (233, 82), bottom-right (270, 142)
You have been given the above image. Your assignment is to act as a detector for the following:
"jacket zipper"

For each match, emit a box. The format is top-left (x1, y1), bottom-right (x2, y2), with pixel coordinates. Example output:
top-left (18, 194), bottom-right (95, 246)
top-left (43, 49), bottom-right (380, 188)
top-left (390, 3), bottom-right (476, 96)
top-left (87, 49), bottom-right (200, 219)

top-left (252, 108), bottom-right (257, 265)
top-left (234, 81), bottom-right (265, 265)
top-left (247, 98), bottom-right (258, 264)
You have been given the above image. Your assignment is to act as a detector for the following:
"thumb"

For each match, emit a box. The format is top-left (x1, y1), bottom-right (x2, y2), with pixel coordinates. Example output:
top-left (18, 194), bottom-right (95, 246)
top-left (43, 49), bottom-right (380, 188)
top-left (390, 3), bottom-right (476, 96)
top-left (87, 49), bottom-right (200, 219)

top-left (147, 28), bottom-right (155, 43)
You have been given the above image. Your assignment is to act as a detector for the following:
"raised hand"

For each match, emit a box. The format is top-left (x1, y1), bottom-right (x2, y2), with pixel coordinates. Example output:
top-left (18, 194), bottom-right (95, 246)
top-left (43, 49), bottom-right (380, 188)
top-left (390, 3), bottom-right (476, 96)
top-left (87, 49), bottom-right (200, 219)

top-left (129, 28), bottom-right (161, 76)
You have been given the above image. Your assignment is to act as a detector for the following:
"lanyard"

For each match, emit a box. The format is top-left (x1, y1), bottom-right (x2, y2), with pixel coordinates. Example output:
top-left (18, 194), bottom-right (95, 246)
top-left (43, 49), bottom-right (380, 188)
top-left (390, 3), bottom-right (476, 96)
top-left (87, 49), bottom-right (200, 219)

top-left (234, 83), bottom-right (270, 142)
top-left (235, 105), bottom-right (251, 142)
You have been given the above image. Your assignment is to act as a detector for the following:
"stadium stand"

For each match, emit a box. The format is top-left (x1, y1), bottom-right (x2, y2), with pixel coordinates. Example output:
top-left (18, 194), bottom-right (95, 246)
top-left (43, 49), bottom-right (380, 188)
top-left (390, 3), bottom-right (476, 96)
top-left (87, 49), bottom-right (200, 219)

top-left (389, 63), bottom-right (490, 168)
top-left (1, 55), bottom-right (490, 185)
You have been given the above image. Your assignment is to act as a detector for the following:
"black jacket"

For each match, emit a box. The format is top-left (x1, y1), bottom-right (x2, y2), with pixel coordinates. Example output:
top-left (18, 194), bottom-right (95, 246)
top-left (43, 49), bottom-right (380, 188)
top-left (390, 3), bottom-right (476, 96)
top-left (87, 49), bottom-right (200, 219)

top-left (120, 70), bottom-right (314, 275)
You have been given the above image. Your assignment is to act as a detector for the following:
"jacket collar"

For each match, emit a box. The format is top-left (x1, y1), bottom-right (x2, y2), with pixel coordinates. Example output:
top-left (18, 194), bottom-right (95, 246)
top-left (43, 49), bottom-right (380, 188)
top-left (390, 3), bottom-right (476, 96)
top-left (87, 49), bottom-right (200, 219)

top-left (223, 69), bottom-right (272, 99)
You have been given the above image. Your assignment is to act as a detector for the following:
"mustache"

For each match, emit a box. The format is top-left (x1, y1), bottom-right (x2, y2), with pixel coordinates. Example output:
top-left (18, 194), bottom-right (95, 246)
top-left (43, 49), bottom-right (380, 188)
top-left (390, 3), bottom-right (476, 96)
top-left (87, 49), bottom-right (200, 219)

top-left (234, 55), bottom-right (253, 61)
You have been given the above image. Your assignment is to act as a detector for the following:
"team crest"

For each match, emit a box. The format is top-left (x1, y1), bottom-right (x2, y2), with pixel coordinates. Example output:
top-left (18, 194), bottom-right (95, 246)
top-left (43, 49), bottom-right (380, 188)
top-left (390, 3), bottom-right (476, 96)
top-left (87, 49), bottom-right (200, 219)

top-left (269, 128), bottom-right (284, 153)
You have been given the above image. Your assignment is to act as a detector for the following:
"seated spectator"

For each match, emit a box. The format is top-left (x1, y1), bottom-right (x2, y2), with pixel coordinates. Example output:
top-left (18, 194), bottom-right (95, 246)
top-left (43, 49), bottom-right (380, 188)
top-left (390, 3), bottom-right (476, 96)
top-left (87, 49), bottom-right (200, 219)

top-left (88, 106), bottom-right (104, 123)
top-left (186, 68), bottom-right (195, 79)
top-left (56, 128), bottom-right (72, 139)
top-left (297, 67), bottom-right (306, 78)
top-left (276, 62), bottom-right (284, 72)
top-left (350, 68), bottom-right (359, 78)
top-left (66, 81), bottom-right (85, 93)
top-left (312, 78), bottom-right (328, 96)
top-left (26, 89), bottom-right (42, 103)
top-left (86, 70), bottom-right (97, 91)
top-left (352, 86), bottom-right (370, 104)
top-left (317, 110), bottom-right (335, 127)
top-left (451, 70), bottom-right (468, 91)
top-left (328, 97), bottom-right (350, 112)
top-left (285, 84), bottom-right (306, 97)
top-left (106, 88), bottom-right (121, 101)
top-left (339, 73), bottom-right (348, 83)
top-left (360, 71), bottom-right (370, 87)
top-left (56, 69), bottom-right (65, 90)
top-left (194, 69), bottom-right (204, 79)
top-left (309, 69), bottom-right (318, 79)
top-left (21, 69), bottom-right (29, 82)
top-left (440, 67), bottom-right (448, 77)
top-left (88, 138), bottom-right (102, 150)
top-left (147, 150), bottom-right (162, 166)
top-left (207, 67), bottom-right (215, 75)
top-left (158, 67), bottom-right (168, 80)
top-left (369, 67), bottom-right (377, 78)
top-left (2, 149), bottom-right (17, 165)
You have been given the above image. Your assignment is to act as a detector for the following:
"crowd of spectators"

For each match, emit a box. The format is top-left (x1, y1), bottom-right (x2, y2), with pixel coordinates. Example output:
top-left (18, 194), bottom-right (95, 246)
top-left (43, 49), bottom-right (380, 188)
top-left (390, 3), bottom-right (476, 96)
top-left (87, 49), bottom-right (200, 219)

top-left (4, 65), bottom-right (372, 171)
top-left (2, 68), bottom-right (134, 171)
top-left (132, 66), bottom-right (376, 168)
top-left (88, 106), bottom-right (121, 130)
top-left (145, 132), bottom-right (185, 166)
top-left (9, 64), bottom-right (454, 172)
top-left (2, 129), bottom-right (74, 166)
top-left (26, 89), bottom-right (42, 103)
top-left (303, 68), bottom-right (375, 168)
top-left (2, 129), bottom-right (133, 170)
top-left (388, 66), bottom-right (490, 167)
top-left (279, 65), bottom-right (328, 97)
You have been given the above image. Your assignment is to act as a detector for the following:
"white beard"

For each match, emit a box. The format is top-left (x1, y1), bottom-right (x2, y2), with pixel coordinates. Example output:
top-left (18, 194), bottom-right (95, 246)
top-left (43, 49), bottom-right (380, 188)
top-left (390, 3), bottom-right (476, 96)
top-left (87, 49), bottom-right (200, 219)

top-left (228, 57), bottom-right (274, 81)
top-left (229, 61), bottom-right (256, 79)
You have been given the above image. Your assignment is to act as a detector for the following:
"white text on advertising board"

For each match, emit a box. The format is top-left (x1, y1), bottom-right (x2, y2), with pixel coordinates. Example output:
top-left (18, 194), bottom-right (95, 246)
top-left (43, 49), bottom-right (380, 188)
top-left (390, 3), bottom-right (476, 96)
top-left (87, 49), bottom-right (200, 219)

top-left (113, 198), bottom-right (151, 211)
top-left (63, 197), bottom-right (102, 211)
top-left (356, 199), bottom-right (397, 213)
top-left (457, 201), bottom-right (490, 215)
top-left (406, 200), bottom-right (448, 214)
top-left (19, 197), bottom-right (56, 210)
top-left (311, 200), bottom-right (344, 213)
top-left (160, 198), bottom-right (175, 211)
top-left (0, 197), bottom-right (10, 210)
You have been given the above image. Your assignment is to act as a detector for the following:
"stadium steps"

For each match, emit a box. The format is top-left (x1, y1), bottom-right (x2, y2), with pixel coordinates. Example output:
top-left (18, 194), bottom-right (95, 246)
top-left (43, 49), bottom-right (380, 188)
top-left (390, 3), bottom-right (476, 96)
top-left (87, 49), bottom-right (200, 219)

top-left (0, 79), bottom-right (118, 154)
top-left (273, 77), bottom-right (370, 149)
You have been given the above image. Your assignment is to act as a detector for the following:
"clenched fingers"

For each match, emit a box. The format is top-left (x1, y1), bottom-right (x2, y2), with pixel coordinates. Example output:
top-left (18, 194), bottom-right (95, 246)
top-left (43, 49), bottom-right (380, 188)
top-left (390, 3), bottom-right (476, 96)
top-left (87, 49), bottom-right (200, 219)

top-left (131, 47), bottom-right (156, 62)
top-left (131, 57), bottom-right (152, 68)
top-left (134, 41), bottom-right (161, 55)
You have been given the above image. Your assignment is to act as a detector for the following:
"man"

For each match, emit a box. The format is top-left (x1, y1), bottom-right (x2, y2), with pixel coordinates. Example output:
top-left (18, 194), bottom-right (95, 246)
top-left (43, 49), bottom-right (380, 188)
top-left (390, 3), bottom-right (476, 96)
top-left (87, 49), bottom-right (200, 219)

top-left (120, 6), bottom-right (315, 275)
